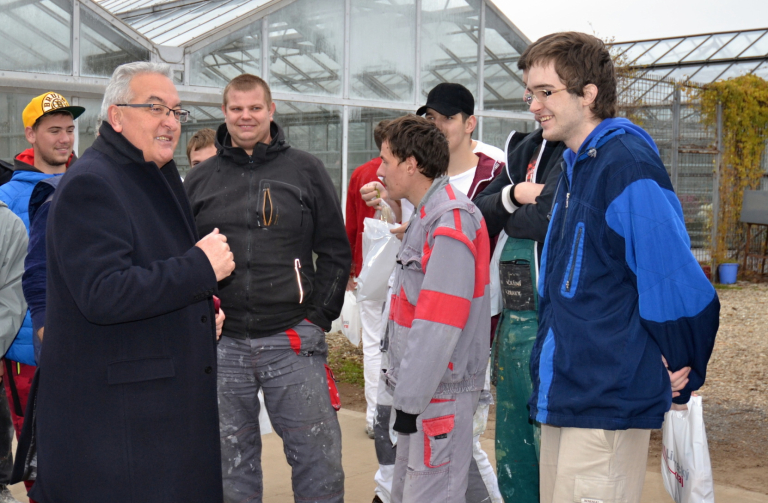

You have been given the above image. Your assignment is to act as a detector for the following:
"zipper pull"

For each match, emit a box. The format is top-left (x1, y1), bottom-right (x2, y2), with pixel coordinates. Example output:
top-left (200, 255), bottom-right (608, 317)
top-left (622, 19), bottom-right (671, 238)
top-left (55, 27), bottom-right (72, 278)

top-left (565, 193), bottom-right (570, 209)
top-left (294, 259), bottom-right (304, 304)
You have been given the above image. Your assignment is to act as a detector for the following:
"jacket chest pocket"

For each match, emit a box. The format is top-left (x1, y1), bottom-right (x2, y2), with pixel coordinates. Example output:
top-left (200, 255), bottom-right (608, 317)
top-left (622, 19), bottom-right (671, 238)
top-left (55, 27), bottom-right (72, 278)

top-left (560, 222), bottom-right (586, 299)
top-left (256, 180), bottom-right (307, 230)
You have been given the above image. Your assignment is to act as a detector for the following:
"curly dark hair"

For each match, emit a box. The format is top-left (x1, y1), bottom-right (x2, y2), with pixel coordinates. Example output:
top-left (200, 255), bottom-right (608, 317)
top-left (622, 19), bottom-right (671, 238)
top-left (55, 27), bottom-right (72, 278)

top-left (381, 115), bottom-right (449, 180)
top-left (518, 32), bottom-right (617, 120)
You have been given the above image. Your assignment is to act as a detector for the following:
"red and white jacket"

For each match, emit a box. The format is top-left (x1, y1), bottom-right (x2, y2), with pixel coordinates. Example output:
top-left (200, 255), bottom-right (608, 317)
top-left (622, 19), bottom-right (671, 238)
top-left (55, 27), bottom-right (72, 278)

top-left (385, 176), bottom-right (491, 416)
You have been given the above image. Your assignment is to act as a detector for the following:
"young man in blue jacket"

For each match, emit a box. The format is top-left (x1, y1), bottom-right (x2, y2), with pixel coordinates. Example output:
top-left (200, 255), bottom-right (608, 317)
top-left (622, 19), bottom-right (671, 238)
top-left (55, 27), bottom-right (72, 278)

top-left (523, 33), bottom-right (719, 503)
top-left (0, 93), bottom-right (82, 500)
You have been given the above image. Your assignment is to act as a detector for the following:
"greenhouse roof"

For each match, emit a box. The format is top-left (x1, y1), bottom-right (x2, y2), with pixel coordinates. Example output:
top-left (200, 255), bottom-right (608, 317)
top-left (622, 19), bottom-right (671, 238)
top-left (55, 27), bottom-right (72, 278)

top-left (610, 28), bottom-right (768, 84)
top-left (96, 0), bottom-right (276, 47)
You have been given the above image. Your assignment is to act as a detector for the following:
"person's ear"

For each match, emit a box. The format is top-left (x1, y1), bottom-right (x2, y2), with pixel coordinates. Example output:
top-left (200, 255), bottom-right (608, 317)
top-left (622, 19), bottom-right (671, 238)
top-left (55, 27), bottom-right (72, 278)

top-left (404, 156), bottom-right (418, 175)
top-left (24, 126), bottom-right (36, 144)
top-left (269, 101), bottom-right (276, 121)
top-left (108, 105), bottom-right (123, 133)
top-left (464, 115), bottom-right (477, 135)
top-left (582, 83), bottom-right (598, 107)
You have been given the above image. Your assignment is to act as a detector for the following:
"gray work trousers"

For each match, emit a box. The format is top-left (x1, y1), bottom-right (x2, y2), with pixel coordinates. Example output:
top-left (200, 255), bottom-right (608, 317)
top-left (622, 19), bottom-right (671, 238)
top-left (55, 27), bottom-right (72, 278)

top-left (374, 369), bottom-right (491, 503)
top-left (217, 321), bottom-right (344, 503)
top-left (391, 391), bottom-right (480, 503)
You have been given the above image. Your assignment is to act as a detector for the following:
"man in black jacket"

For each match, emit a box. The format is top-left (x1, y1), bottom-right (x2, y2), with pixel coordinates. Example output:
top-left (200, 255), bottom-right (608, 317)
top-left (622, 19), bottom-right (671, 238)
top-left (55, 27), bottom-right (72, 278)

top-left (184, 74), bottom-right (350, 503)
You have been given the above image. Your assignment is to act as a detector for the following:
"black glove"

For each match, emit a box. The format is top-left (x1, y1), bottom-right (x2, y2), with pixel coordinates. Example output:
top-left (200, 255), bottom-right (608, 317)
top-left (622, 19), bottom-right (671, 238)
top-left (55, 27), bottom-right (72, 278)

top-left (393, 409), bottom-right (418, 434)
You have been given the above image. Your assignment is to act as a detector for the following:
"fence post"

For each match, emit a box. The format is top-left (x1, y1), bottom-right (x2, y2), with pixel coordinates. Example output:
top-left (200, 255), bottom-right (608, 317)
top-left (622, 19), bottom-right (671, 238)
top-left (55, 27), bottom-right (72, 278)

top-left (671, 84), bottom-right (681, 191)
top-left (710, 102), bottom-right (723, 283)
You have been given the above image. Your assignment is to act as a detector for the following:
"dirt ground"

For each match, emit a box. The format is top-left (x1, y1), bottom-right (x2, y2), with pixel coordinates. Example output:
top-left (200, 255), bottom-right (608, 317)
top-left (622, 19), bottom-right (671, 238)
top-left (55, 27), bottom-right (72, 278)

top-left (328, 283), bottom-right (768, 494)
top-left (647, 282), bottom-right (768, 494)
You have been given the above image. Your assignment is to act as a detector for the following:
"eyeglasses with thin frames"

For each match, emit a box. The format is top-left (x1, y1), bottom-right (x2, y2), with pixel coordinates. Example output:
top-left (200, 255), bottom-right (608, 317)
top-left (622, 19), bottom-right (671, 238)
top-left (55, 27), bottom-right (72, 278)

top-left (523, 88), bottom-right (568, 106)
top-left (116, 103), bottom-right (191, 123)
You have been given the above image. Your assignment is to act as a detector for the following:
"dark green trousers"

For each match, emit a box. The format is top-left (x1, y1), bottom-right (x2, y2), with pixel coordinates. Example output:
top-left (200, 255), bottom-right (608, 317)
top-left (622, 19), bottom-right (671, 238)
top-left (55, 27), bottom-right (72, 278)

top-left (492, 237), bottom-right (540, 503)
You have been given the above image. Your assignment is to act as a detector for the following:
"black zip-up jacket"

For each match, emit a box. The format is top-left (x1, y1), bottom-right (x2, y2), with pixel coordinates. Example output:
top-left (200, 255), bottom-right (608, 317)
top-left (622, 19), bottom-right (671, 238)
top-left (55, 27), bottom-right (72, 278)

top-left (474, 129), bottom-right (566, 259)
top-left (184, 122), bottom-right (351, 339)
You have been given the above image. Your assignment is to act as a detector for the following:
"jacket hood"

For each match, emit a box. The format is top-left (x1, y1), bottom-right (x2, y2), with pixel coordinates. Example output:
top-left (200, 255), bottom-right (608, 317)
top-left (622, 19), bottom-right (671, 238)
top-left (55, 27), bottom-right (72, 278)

top-left (14, 147), bottom-right (77, 172)
top-left (214, 121), bottom-right (290, 165)
top-left (563, 117), bottom-right (658, 181)
top-left (29, 175), bottom-right (63, 222)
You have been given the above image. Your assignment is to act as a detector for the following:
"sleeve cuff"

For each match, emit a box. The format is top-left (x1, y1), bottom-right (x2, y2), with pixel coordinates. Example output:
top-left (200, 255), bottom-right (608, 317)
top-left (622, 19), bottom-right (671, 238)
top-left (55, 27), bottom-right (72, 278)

top-left (393, 409), bottom-right (418, 434)
top-left (673, 391), bottom-right (691, 405)
top-left (501, 185), bottom-right (519, 214)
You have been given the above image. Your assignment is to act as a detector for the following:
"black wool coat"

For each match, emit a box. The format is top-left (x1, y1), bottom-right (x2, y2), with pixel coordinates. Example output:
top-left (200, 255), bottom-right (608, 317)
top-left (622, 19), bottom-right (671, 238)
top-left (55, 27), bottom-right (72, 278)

top-left (30, 122), bottom-right (222, 503)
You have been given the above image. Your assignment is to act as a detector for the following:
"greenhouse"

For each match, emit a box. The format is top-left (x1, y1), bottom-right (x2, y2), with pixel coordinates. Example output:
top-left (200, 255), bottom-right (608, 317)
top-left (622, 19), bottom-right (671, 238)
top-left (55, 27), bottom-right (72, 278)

top-left (0, 0), bottom-right (535, 207)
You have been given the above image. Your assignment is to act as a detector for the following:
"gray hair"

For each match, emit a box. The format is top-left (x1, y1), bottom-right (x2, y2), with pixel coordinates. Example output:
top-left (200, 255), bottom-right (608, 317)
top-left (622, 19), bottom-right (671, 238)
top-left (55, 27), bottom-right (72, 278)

top-left (98, 61), bottom-right (174, 125)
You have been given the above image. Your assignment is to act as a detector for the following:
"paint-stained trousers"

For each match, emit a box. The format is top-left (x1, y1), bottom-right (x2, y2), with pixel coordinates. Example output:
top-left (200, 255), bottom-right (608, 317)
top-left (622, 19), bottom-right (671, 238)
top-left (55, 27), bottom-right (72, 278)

top-left (217, 320), bottom-right (344, 503)
top-left (391, 391), bottom-right (481, 503)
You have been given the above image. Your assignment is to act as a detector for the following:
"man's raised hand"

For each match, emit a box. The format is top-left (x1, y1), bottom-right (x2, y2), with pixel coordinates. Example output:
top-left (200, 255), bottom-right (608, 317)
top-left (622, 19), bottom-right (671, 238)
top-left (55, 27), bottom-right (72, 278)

top-left (196, 228), bottom-right (235, 281)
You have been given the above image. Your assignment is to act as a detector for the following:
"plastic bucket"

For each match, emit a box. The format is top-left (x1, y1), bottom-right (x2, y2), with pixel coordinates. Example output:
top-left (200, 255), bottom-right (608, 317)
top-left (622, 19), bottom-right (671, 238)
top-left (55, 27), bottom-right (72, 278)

top-left (718, 263), bottom-right (738, 284)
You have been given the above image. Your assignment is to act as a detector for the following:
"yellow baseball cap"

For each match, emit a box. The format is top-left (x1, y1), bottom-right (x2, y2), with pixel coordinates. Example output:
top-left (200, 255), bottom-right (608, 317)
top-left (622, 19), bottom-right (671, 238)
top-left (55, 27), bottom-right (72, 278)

top-left (22, 92), bottom-right (85, 129)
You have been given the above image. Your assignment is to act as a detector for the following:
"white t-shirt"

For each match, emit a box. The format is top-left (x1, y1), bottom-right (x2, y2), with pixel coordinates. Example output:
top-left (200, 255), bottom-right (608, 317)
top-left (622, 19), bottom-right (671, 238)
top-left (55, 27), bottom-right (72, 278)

top-left (449, 167), bottom-right (476, 197)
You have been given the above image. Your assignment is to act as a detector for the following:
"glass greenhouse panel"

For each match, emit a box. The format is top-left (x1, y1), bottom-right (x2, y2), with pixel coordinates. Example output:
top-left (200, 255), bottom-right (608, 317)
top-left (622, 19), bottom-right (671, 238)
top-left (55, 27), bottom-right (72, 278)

top-left (682, 34), bottom-right (734, 62)
top-left (76, 97), bottom-right (106, 156)
top-left (686, 62), bottom-right (740, 83)
top-left (80, 5), bottom-right (151, 78)
top-left (0, 92), bottom-right (38, 164)
top-left (190, 22), bottom-right (261, 87)
top-left (269, 0), bottom-right (344, 97)
top-left (714, 61), bottom-right (765, 81)
top-left (420, 0), bottom-right (481, 104)
top-left (711, 31), bottom-right (766, 59)
top-left (177, 106), bottom-right (225, 178)
top-left (619, 42), bottom-right (657, 66)
top-left (638, 38), bottom-right (685, 65)
top-left (740, 33), bottom-right (768, 58)
top-left (480, 117), bottom-right (535, 154)
top-left (753, 61), bottom-right (768, 80)
top-left (274, 102), bottom-right (343, 197)
top-left (651, 36), bottom-right (710, 65)
top-left (482, 6), bottom-right (526, 112)
top-left (348, 107), bottom-right (407, 185)
top-left (151, 1), bottom-right (261, 47)
top-left (0, 0), bottom-right (72, 75)
top-left (350, 0), bottom-right (416, 103)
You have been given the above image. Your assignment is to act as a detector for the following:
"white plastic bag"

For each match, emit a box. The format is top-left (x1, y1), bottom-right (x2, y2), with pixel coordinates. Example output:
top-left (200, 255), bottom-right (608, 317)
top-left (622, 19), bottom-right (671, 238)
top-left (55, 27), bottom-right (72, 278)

top-left (661, 395), bottom-right (715, 503)
top-left (334, 290), bottom-right (362, 346)
top-left (489, 230), bottom-right (509, 316)
top-left (356, 217), bottom-right (399, 303)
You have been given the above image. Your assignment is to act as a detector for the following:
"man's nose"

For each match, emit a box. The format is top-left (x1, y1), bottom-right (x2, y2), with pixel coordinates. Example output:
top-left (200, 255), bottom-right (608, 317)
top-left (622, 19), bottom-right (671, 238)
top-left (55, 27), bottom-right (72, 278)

top-left (163, 111), bottom-right (180, 130)
top-left (529, 98), bottom-right (543, 114)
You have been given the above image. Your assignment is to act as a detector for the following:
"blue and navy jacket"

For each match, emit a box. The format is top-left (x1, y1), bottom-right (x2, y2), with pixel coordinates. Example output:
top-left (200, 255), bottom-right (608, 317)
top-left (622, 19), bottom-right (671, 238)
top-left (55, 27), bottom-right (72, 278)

top-left (530, 118), bottom-right (719, 431)
top-left (0, 149), bottom-right (66, 365)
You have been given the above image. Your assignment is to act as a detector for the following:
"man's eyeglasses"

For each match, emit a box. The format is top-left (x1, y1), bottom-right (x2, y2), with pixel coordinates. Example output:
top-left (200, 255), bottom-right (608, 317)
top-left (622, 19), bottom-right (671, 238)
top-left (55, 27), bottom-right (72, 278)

top-left (523, 88), bottom-right (568, 106)
top-left (116, 103), bottom-right (191, 123)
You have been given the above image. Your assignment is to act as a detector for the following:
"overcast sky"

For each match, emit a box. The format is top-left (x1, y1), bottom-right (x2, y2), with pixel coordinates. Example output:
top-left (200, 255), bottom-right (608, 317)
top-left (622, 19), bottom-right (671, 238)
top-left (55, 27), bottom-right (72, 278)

top-left (494, 0), bottom-right (768, 43)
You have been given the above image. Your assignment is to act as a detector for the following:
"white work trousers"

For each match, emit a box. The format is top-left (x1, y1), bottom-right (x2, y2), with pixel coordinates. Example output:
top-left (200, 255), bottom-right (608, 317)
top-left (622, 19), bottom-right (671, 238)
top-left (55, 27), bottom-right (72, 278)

top-left (359, 297), bottom-right (386, 429)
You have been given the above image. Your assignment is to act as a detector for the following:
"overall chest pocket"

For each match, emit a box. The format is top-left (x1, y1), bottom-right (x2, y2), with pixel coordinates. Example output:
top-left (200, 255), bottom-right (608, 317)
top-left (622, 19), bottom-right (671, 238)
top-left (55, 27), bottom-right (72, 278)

top-left (256, 180), bottom-right (307, 230)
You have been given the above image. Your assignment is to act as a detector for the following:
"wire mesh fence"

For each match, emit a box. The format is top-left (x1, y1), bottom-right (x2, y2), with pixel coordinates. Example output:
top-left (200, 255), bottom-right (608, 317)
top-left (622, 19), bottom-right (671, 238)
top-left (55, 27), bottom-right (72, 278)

top-left (618, 75), bottom-right (717, 264)
top-left (618, 74), bottom-right (768, 280)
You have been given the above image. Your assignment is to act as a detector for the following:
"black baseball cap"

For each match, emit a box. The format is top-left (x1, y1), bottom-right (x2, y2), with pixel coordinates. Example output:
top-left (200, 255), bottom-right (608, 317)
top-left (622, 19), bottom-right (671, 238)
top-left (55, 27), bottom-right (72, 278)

top-left (416, 83), bottom-right (475, 117)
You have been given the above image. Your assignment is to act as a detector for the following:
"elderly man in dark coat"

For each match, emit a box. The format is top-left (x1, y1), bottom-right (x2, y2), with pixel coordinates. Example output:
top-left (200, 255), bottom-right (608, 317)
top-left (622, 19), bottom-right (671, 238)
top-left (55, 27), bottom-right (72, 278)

top-left (29, 62), bottom-right (235, 503)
